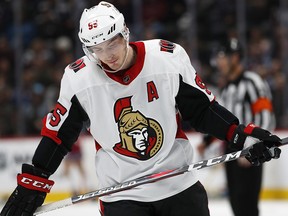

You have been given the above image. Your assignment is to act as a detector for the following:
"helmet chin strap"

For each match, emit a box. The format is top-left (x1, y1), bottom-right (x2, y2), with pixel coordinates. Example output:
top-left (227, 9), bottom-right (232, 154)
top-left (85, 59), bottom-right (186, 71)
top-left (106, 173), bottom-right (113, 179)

top-left (101, 41), bottom-right (130, 73)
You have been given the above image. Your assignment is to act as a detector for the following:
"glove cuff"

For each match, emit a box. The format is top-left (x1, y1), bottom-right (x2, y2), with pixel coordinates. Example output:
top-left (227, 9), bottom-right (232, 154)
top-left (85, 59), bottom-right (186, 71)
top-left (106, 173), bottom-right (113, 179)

top-left (227, 124), bottom-right (247, 150)
top-left (17, 164), bottom-right (54, 193)
top-left (243, 123), bottom-right (258, 135)
top-left (17, 173), bottom-right (54, 193)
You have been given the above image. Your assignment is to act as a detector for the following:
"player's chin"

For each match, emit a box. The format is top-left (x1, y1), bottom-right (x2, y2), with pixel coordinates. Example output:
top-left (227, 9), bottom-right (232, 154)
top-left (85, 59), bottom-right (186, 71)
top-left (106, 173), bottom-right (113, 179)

top-left (107, 63), bottom-right (121, 72)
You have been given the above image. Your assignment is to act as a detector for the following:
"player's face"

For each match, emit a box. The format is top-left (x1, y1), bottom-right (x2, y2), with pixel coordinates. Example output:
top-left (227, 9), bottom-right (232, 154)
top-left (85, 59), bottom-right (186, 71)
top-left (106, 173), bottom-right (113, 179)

top-left (89, 35), bottom-right (127, 71)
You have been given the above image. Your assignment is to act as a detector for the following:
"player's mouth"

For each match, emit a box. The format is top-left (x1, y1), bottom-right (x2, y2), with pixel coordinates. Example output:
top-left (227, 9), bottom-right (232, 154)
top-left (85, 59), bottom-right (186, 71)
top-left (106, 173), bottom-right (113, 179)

top-left (107, 59), bottom-right (118, 65)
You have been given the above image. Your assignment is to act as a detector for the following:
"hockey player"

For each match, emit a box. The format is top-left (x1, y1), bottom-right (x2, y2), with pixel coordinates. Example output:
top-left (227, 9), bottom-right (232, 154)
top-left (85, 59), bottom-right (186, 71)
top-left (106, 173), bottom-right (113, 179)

top-left (0, 2), bottom-right (282, 216)
top-left (198, 38), bottom-right (277, 216)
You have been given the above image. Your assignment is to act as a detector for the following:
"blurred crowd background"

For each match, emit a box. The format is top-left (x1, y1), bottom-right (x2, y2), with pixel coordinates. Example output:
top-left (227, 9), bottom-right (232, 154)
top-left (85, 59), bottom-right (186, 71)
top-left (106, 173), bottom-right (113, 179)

top-left (0, 0), bottom-right (287, 136)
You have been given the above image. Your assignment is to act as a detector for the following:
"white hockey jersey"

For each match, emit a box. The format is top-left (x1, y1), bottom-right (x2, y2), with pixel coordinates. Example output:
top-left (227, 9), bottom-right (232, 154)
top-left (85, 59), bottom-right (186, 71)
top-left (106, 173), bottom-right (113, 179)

top-left (40, 39), bottom-right (223, 202)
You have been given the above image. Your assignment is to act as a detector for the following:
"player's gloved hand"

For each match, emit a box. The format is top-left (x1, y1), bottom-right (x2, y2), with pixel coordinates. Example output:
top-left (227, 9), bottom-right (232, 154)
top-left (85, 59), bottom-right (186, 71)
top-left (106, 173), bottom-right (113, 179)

top-left (245, 142), bottom-right (281, 166)
top-left (0, 164), bottom-right (54, 216)
top-left (228, 123), bottom-right (282, 165)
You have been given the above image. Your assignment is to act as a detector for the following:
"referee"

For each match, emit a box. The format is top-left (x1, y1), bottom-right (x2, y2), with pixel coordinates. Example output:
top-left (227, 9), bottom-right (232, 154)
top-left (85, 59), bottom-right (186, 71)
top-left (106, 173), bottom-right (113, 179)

top-left (199, 38), bottom-right (276, 216)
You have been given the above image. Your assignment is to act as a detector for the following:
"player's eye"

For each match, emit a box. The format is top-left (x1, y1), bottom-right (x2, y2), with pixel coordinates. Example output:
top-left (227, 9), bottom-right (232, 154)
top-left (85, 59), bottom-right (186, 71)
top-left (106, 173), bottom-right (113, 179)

top-left (108, 43), bottom-right (117, 50)
top-left (93, 48), bottom-right (103, 53)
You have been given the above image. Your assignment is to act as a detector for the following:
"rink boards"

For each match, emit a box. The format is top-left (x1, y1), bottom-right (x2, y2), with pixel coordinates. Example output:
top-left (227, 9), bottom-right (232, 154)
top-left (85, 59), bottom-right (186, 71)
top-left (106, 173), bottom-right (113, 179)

top-left (0, 131), bottom-right (288, 202)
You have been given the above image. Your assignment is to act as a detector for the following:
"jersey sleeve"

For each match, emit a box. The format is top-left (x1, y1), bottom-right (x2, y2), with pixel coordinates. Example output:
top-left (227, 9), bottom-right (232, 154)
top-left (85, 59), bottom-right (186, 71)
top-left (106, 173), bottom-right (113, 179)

top-left (41, 70), bottom-right (88, 144)
top-left (175, 45), bottom-right (239, 141)
top-left (177, 45), bottom-right (215, 102)
top-left (32, 68), bottom-right (89, 174)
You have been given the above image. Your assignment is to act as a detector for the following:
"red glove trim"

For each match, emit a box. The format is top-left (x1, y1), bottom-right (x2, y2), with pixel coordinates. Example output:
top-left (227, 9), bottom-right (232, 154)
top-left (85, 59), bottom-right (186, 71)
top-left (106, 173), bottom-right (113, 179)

top-left (17, 173), bottom-right (54, 193)
top-left (226, 124), bottom-right (237, 141)
top-left (244, 123), bottom-right (258, 135)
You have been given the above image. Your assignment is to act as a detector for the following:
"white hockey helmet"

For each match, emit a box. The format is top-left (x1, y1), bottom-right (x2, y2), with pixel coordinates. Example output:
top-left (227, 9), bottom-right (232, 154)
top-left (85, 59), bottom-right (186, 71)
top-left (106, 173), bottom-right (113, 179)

top-left (78, 1), bottom-right (129, 49)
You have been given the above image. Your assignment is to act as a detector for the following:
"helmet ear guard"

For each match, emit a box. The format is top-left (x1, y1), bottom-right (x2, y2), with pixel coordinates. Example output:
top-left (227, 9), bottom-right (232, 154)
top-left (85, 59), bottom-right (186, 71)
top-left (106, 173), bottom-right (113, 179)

top-left (121, 25), bottom-right (130, 42)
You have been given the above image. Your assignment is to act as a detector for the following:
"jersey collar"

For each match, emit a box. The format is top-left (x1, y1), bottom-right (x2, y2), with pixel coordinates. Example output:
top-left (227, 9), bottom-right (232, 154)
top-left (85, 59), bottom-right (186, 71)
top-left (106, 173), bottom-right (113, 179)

top-left (104, 41), bottom-right (145, 85)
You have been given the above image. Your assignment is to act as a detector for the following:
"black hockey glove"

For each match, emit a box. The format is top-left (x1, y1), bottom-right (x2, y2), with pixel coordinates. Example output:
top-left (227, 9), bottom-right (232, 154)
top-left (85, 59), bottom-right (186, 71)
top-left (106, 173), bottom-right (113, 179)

top-left (245, 142), bottom-right (281, 166)
top-left (0, 164), bottom-right (54, 216)
top-left (229, 123), bottom-right (282, 166)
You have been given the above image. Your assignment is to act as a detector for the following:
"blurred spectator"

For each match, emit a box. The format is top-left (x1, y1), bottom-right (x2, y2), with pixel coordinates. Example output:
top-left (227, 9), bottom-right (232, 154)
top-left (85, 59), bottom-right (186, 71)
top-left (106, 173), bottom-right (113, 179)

top-left (0, 0), bottom-right (287, 136)
top-left (266, 58), bottom-right (286, 127)
top-left (246, 27), bottom-right (273, 75)
top-left (62, 139), bottom-right (87, 196)
top-left (0, 37), bottom-right (14, 85)
top-left (0, 69), bottom-right (15, 135)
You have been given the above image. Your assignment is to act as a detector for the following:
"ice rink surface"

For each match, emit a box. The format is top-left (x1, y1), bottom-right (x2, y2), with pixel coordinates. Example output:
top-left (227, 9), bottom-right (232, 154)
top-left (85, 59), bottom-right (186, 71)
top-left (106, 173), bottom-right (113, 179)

top-left (2, 199), bottom-right (285, 216)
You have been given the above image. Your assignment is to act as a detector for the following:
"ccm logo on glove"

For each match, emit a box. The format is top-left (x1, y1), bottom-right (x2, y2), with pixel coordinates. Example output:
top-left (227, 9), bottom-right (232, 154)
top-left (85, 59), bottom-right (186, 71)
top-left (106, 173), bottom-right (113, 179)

top-left (17, 173), bottom-right (54, 193)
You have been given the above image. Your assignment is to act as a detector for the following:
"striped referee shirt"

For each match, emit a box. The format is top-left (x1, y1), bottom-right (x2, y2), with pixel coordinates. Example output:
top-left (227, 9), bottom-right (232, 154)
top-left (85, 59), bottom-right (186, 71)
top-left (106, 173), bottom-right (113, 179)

top-left (219, 71), bottom-right (275, 131)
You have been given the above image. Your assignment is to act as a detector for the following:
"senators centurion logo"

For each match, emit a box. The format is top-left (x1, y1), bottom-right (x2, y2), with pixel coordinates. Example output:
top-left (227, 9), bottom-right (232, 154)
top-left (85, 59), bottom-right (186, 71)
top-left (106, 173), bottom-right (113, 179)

top-left (113, 97), bottom-right (163, 160)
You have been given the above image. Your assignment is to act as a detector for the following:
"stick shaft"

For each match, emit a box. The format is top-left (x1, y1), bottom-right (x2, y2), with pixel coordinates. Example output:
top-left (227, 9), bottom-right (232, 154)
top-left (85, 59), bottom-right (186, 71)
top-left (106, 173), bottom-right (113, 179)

top-left (34, 137), bottom-right (288, 215)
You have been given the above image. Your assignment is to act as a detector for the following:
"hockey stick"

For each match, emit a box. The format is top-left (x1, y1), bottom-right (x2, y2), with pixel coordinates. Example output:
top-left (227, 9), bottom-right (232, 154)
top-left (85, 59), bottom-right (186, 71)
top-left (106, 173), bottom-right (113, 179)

top-left (34, 137), bottom-right (288, 215)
